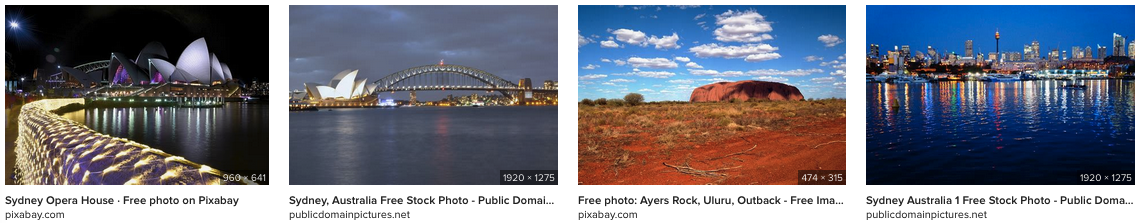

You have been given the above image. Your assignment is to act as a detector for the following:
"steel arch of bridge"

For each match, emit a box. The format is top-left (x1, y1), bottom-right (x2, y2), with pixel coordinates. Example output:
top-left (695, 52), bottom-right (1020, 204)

top-left (371, 64), bottom-right (520, 96)
top-left (74, 60), bottom-right (111, 73)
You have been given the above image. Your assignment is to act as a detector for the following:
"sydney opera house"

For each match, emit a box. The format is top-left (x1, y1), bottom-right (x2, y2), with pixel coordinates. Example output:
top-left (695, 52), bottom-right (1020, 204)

top-left (43, 37), bottom-right (241, 99)
top-left (295, 69), bottom-right (382, 108)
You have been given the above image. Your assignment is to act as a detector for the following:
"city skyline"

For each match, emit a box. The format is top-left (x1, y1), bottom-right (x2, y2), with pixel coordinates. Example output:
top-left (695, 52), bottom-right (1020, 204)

top-left (579, 5), bottom-right (847, 101)
top-left (867, 5), bottom-right (1134, 59)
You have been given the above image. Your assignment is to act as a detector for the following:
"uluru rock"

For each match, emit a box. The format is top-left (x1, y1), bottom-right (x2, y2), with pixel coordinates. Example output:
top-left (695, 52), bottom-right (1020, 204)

top-left (690, 80), bottom-right (804, 102)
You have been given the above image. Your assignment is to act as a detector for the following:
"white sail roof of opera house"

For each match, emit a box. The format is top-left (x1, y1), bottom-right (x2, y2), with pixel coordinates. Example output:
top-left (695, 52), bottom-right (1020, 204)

top-left (305, 69), bottom-right (370, 100)
top-left (59, 37), bottom-right (236, 87)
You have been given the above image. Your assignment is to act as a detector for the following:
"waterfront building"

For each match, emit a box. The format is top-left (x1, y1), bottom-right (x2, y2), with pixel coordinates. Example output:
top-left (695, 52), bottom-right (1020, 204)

top-left (1130, 41), bottom-right (1135, 59)
top-left (1023, 44), bottom-right (1034, 60)
top-left (901, 45), bottom-right (911, 59)
top-left (303, 69), bottom-right (370, 100)
top-left (1048, 49), bottom-right (1060, 61)
top-left (1098, 45), bottom-right (1107, 59)
top-left (1084, 46), bottom-right (1093, 59)
top-left (1031, 40), bottom-right (1040, 59)
top-left (869, 44), bottom-right (880, 58)
top-left (1113, 33), bottom-right (1126, 56)
top-left (1072, 46), bottom-right (1081, 60)
top-left (965, 40), bottom-right (973, 56)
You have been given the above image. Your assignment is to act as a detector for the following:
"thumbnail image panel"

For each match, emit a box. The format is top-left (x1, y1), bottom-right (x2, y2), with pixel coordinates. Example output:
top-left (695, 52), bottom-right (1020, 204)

top-left (5, 5), bottom-right (270, 185)
top-left (578, 5), bottom-right (847, 185)
top-left (288, 5), bottom-right (558, 185)
top-left (866, 5), bottom-right (1135, 185)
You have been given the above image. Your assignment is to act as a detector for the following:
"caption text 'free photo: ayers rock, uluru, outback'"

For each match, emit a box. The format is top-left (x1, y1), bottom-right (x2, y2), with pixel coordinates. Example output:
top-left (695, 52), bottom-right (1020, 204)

top-left (690, 80), bottom-right (804, 102)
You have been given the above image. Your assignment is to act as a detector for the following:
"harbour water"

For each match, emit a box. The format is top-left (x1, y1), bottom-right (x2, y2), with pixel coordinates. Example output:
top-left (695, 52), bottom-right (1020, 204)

top-left (866, 79), bottom-right (1134, 184)
top-left (289, 106), bottom-right (558, 185)
top-left (63, 103), bottom-right (270, 182)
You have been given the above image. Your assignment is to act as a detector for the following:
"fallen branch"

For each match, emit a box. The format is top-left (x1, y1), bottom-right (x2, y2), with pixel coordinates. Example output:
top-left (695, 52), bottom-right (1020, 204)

top-left (812, 140), bottom-right (845, 149)
top-left (663, 162), bottom-right (742, 177)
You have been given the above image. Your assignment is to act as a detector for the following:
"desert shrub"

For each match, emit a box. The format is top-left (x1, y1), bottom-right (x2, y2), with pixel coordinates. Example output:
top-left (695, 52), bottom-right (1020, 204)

top-left (717, 117), bottom-right (733, 126)
top-left (624, 93), bottom-right (645, 106)
top-left (595, 98), bottom-right (608, 106)
top-left (607, 99), bottom-right (625, 106)
top-left (628, 115), bottom-right (653, 128)
top-left (581, 98), bottom-right (594, 106)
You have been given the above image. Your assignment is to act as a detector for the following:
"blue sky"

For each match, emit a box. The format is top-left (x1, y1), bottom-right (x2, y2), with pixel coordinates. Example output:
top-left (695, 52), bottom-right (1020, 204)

top-left (868, 5), bottom-right (1134, 58)
top-left (578, 5), bottom-right (847, 101)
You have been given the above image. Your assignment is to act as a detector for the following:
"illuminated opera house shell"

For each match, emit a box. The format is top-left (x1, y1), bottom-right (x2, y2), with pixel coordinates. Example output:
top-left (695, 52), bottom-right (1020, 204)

top-left (304, 69), bottom-right (371, 100)
top-left (63, 37), bottom-right (235, 86)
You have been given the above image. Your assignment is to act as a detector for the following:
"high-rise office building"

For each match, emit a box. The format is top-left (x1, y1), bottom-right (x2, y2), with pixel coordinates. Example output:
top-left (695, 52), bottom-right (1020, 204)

top-left (1113, 33), bottom-right (1126, 56)
top-left (1098, 45), bottom-right (1107, 59)
top-left (1084, 46), bottom-right (1092, 59)
top-left (966, 40), bottom-right (974, 56)
top-left (1130, 41), bottom-right (1135, 59)
top-left (927, 46), bottom-right (937, 59)
top-left (869, 44), bottom-right (880, 58)
top-left (1072, 46), bottom-right (1081, 59)
top-left (1031, 40), bottom-right (1040, 59)
top-left (901, 45), bottom-right (911, 59)
top-left (1023, 44), bottom-right (1033, 60)
top-left (1048, 49), bottom-right (1059, 61)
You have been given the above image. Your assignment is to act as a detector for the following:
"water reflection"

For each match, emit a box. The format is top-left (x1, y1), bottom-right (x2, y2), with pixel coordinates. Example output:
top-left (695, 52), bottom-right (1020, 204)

top-left (866, 80), bottom-right (1134, 185)
top-left (66, 103), bottom-right (270, 181)
top-left (289, 106), bottom-right (558, 185)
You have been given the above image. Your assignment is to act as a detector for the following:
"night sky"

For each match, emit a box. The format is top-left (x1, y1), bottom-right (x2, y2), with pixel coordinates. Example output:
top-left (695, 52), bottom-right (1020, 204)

top-left (867, 5), bottom-right (1134, 57)
top-left (289, 6), bottom-right (558, 101)
top-left (5, 5), bottom-right (269, 83)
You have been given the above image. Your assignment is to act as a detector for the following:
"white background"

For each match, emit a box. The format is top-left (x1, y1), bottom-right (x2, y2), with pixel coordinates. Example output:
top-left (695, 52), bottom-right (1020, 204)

top-left (0, 1), bottom-right (1137, 222)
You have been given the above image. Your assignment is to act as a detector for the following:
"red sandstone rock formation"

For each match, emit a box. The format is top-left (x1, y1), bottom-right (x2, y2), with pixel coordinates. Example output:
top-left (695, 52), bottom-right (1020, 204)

top-left (689, 80), bottom-right (804, 102)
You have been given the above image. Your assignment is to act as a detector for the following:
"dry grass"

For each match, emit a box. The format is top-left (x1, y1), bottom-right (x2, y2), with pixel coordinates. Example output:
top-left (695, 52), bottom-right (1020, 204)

top-left (578, 99), bottom-right (846, 165)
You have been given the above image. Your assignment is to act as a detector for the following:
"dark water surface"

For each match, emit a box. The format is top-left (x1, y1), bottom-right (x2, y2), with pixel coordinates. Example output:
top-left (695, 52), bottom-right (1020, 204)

top-left (289, 106), bottom-right (557, 185)
top-left (65, 103), bottom-right (270, 182)
top-left (866, 80), bottom-right (1134, 185)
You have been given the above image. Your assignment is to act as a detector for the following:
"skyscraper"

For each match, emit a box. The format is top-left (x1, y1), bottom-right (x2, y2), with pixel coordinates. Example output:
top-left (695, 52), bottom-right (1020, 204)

top-left (1084, 46), bottom-right (1092, 59)
top-left (965, 40), bottom-right (974, 56)
top-left (1031, 40), bottom-right (1040, 59)
top-left (1049, 49), bottom-right (1059, 61)
top-left (1072, 46), bottom-right (1080, 59)
top-left (1113, 33), bottom-right (1126, 56)
top-left (869, 44), bottom-right (880, 58)
top-left (1098, 45), bottom-right (1107, 59)
top-left (1023, 44), bottom-right (1033, 60)
top-left (1130, 41), bottom-right (1135, 59)
top-left (994, 29), bottom-right (1000, 56)
top-left (927, 46), bottom-right (937, 59)
top-left (901, 45), bottom-right (911, 59)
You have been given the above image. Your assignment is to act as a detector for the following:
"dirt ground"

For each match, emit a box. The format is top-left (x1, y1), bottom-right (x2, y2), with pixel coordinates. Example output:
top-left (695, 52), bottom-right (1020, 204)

top-left (578, 99), bottom-right (846, 185)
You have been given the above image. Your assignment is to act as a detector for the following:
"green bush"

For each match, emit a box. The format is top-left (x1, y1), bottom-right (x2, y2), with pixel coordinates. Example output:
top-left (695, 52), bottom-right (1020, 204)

top-left (595, 98), bottom-right (608, 106)
top-left (624, 93), bottom-right (645, 106)
top-left (580, 98), bottom-right (594, 106)
top-left (607, 99), bottom-right (625, 106)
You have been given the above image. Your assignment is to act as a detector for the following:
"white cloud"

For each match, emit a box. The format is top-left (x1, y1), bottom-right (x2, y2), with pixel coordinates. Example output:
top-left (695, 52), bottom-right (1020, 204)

top-left (746, 68), bottom-right (823, 76)
top-left (582, 64), bottom-right (600, 70)
top-left (668, 79), bottom-right (695, 84)
top-left (754, 76), bottom-right (789, 82)
top-left (600, 39), bottom-right (621, 48)
top-left (838, 55), bottom-right (846, 60)
top-left (700, 78), bottom-right (731, 83)
top-left (580, 74), bottom-right (608, 80)
top-left (674, 57), bottom-right (691, 62)
top-left (601, 58), bottom-right (612, 62)
top-left (817, 34), bottom-right (844, 47)
top-left (612, 29), bottom-right (647, 45)
top-left (626, 57), bottom-right (678, 69)
top-left (601, 82), bottom-right (620, 86)
top-left (689, 43), bottom-right (781, 62)
top-left (633, 71), bottom-right (676, 78)
top-left (689, 68), bottom-right (822, 77)
top-left (685, 62), bottom-right (703, 69)
top-left (609, 78), bottom-right (636, 83)
top-left (639, 88), bottom-right (654, 92)
top-left (714, 10), bottom-right (774, 43)
top-left (811, 77), bottom-right (838, 83)
top-left (833, 82), bottom-right (846, 86)
top-left (830, 70), bottom-right (845, 76)
top-left (614, 60), bottom-right (627, 66)
top-left (694, 13), bottom-right (706, 20)
top-left (647, 33), bottom-right (681, 49)
top-left (578, 31), bottom-right (593, 47)
top-left (804, 56), bottom-right (823, 62)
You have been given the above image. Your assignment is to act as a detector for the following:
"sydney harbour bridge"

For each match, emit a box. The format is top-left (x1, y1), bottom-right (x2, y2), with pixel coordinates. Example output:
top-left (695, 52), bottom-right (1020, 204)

top-left (368, 63), bottom-right (557, 98)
